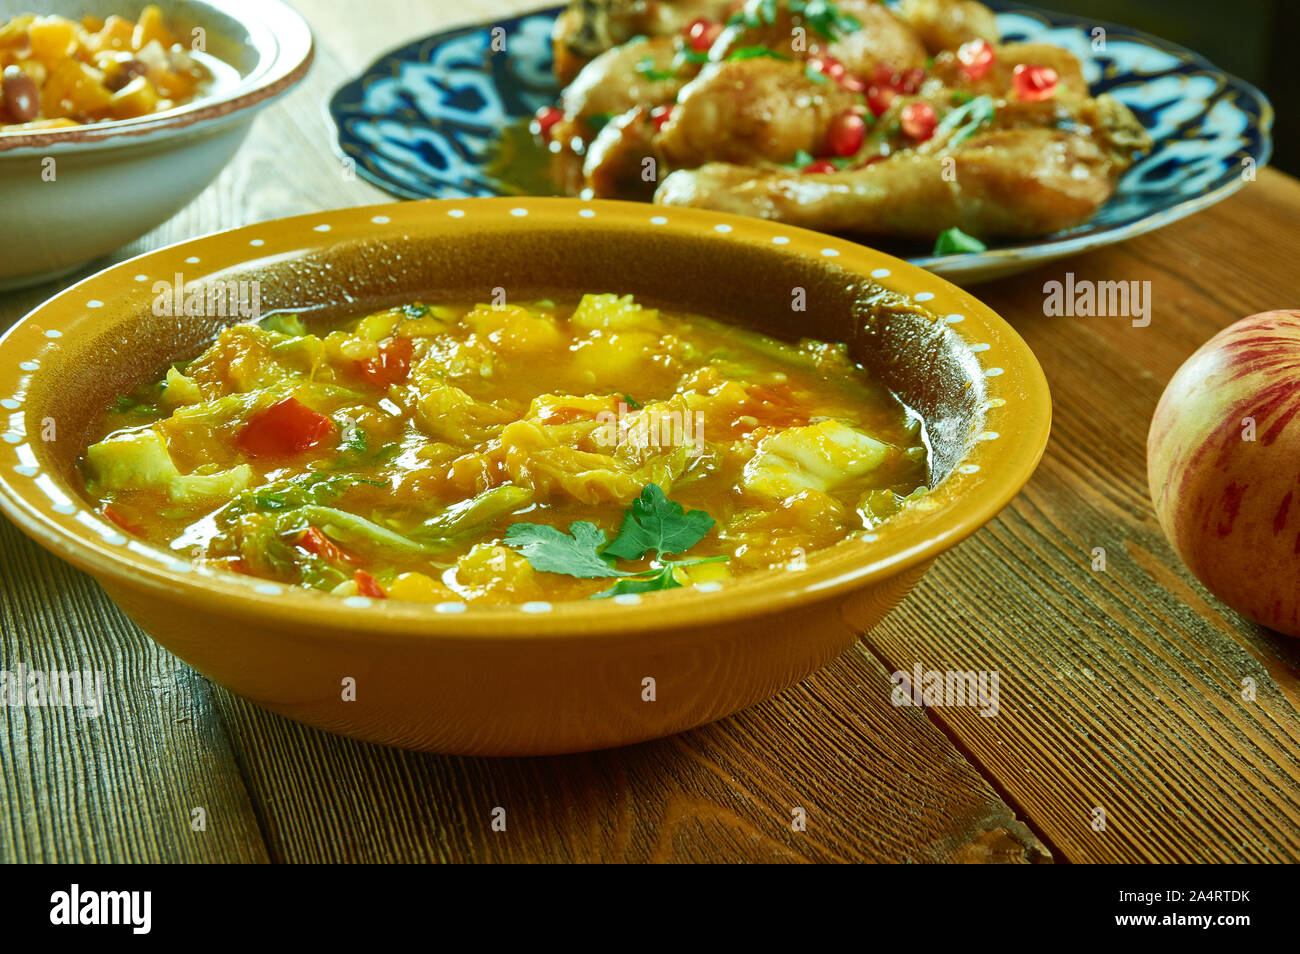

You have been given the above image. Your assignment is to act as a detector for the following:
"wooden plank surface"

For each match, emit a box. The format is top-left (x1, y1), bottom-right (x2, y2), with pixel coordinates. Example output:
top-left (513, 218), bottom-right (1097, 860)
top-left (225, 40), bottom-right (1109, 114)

top-left (1, 0), bottom-right (1297, 864)
top-left (866, 173), bottom-right (1300, 863)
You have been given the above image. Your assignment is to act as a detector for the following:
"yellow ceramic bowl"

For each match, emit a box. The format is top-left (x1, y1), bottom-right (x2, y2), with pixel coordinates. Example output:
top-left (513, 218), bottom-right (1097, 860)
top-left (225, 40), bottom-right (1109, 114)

top-left (0, 198), bottom-right (1050, 755)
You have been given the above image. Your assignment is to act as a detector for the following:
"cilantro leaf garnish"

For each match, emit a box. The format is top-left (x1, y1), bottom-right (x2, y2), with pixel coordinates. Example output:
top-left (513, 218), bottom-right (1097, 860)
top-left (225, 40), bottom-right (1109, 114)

top-left (594, 565), bottom-right (682, 599)
top-left (726, 46), bottom-right (790, 62)
top-left (791, 0), bottom-right (861, 42)
top-left (933, 227), bottom-right (988, 255)
top-left (603, 484), bottom-right (715, 561)
top-left (502, 484), bottom-right (723, 598)
top-left (502, 521), bottom-right (627, 578)
top-left (936, 94), bottom-right (995, 147)
top-left (636, 56), bottom-right (677, 81)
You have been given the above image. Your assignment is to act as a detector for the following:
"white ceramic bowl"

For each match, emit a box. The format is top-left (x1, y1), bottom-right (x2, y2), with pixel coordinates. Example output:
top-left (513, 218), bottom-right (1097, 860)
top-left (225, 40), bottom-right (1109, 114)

top-left (0, 0), bottom-right (312, 290)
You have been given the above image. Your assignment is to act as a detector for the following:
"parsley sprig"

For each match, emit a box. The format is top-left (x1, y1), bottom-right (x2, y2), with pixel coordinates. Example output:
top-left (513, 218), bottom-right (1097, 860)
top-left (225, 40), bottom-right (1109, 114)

top-left (503, 484), bottom-right (724, 598)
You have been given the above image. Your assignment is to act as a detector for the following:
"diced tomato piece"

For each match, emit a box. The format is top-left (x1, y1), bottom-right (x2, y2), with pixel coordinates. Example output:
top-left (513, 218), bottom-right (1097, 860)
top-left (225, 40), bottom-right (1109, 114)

top-left (650, 104), bottom-right (674, 131)
top-left (354, 569), bottom-right (387, 599)
top-left (298, 526), bottom-right (359, 566)
top-left (801, 159), bottom-right (838, 174)
top-left (235, 397), bottom-right (336, 458)
top-left (866, 84), bottom-right (896, 118)
top-left (356, 335), bottom-right (413, 388)
top-left (100, 503), bottom-right (141, 536)
top-left (685, 17), bottom-right (722, 53)
top-left (532, 106), bottom-right (564, 140)
top-left (957, 39), bottom-right (995, 80)
top-left (900, 101), bottom-right (938, 141)
top-left (825, 111), bottom-right (866, 157)
top-left (1012, 63), bottom-right (1058, 102)
top-left (818, 56), bottom-right (846, 81)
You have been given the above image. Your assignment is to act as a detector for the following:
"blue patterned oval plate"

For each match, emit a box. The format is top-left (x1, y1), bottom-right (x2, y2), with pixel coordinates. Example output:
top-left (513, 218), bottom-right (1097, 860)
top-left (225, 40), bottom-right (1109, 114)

top-left (328, 0), bottom-right (1273, 283)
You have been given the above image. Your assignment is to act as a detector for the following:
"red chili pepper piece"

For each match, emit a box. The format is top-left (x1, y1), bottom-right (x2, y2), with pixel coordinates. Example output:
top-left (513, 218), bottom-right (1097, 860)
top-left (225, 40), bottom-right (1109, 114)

top-left (356, 335), bottom-right (414, 388)
top-left (100, 503), bottom-right (141, 536)
top-left (354, 569), bottom-right (387, 598)
top-left (235, 397), bottom-right (335, 458)
top-left (298, 526), bottom-right (359, 566)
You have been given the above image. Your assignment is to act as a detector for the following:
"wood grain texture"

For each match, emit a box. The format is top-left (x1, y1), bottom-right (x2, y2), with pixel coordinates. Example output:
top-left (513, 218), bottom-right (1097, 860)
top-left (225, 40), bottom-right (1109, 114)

top-left (2, 0), bottom-right (1298, 864)
top-left (865, 172), bottom-right (1300, 863)
top-left (0, 0), bottom-right (1051, 864)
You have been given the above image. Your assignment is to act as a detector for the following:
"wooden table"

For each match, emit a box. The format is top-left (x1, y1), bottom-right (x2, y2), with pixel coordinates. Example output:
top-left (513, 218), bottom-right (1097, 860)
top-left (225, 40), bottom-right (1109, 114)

top-left (3, 0), bottom-right (1299, 864)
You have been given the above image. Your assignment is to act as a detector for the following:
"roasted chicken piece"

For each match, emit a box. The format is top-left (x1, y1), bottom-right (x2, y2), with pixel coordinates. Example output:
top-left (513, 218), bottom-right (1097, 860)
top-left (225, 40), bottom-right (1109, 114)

top-left (897, 0), bottom-right (999, 54)
top-left (656, 127), bottom-right (1114, 237)
top-left (551, 0), bottom-right (735, 84)
top-left (584, 107), bottom-right (662, 198)
top-left (537, 0), bottom-right (1151, 243)
top-left (655, 93), bottom-right (1151, 238)
top-left (553, 35), bottom-right (689, 146)
top-left (658, 58), bottom-right (859, 167)
top-left (710, 0), bottom-right (928, 78)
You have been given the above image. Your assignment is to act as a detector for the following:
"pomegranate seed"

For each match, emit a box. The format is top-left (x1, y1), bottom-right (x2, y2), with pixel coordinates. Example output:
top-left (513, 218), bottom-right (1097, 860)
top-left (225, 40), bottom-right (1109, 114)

top-left (802, 159), bottom-right (838, 174)
top-left (812, 55), bottom-right (865, 93)
top-left (898, 67), bottom-right (926, 94)
top-left (686, 18), bottom-right (722, 53)
top-left (866, 84), bottom-right (896, 118)
top-left (820, 56), bottom-right (846, 81)
top-left (650, 104), bottom-right (674, 131)
top-left (900, 101), bottom-right (938, 141)
top-left (825, 111), bottom-right (866, 157)
top-left (532, 106), bottom-right (563, 139)
top-left (1012, 63), bottom-right (1058, 102)
top-left (957, 39), bottom-right (995, 80)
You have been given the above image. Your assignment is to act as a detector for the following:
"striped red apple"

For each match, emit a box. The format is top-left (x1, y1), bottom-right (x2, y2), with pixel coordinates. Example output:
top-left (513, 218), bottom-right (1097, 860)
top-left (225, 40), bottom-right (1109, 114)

top-left (1148, 310), bottom-right (1300, 638)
